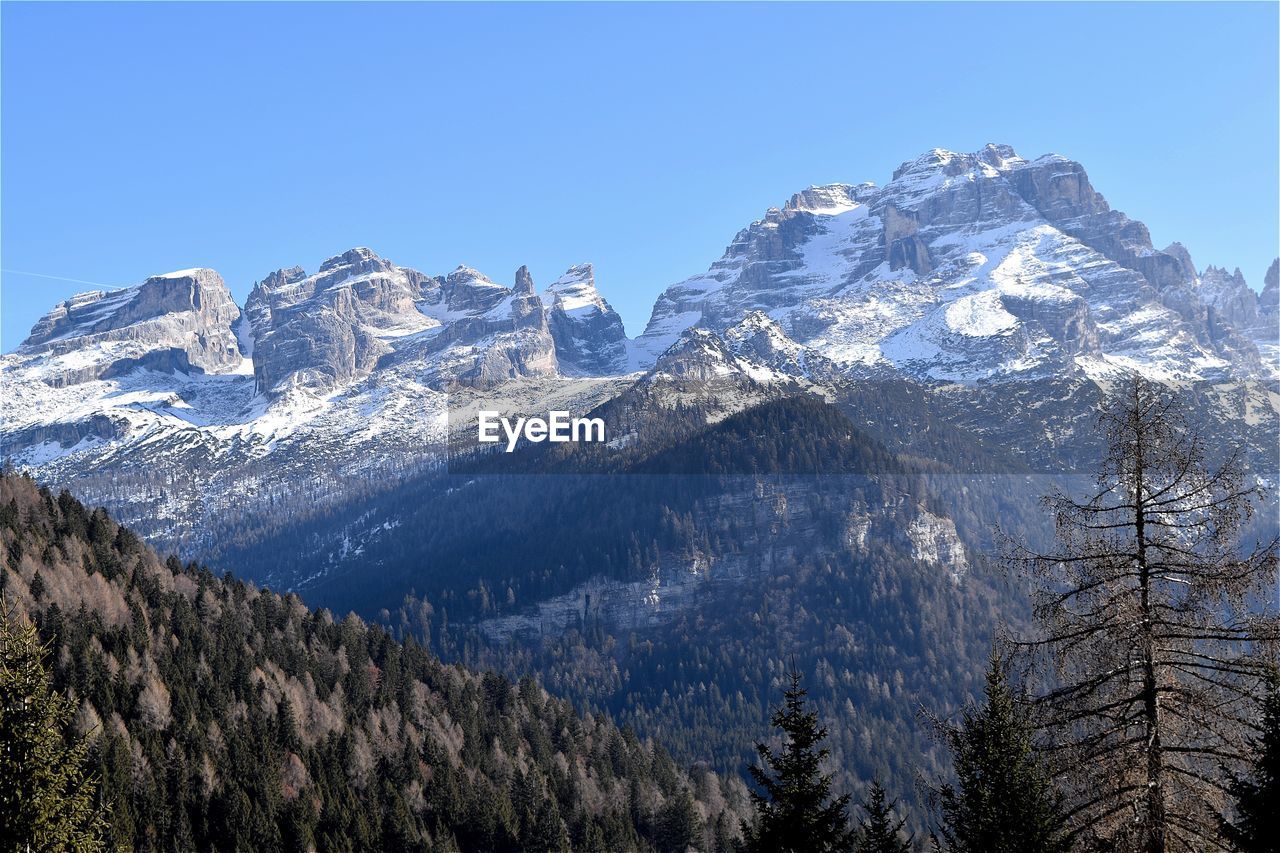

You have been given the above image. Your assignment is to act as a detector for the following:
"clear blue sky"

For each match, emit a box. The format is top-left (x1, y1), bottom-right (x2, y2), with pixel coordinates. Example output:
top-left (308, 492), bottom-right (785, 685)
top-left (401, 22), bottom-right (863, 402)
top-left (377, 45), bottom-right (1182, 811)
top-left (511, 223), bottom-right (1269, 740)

top-left (3, 2), bottom-right (1277, 349)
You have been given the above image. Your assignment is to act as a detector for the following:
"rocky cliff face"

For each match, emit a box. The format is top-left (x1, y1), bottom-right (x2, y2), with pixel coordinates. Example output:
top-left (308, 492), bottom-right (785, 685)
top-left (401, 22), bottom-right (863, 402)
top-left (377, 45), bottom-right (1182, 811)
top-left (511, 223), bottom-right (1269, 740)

top-left (1197, 265), bottom-right (1255, 326)
top-left (244, 248), bottom-right (438, 394)
top-left (1162, 259), bottom-right (1280, 367)
top-left (0, 249), bottom-right (581, 553)
top-left (634, 144), bottom-right (1274, 383)
top-left (1259, 260), bottom-right (1280, 365)
top-left (403, 263), bottom-right (559, 387)
top-left (1262, 260), bottom-right (1279, 315)
top-left (477, 477), bottom-right (968, 642)
top-left (17, 268), bottom-right (243, 386)
top-left (543, 264), bottom-right (629, 375)
top-left (243, 249), bottom-right (560, 394)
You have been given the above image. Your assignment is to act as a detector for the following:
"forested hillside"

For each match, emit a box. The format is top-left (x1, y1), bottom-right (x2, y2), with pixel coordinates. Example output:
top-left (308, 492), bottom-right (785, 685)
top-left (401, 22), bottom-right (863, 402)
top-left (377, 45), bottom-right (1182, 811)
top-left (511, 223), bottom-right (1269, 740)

top-left (0, 472), bottom-right (750, 851)
top-left (198, 392), bottom-right (1042, 837)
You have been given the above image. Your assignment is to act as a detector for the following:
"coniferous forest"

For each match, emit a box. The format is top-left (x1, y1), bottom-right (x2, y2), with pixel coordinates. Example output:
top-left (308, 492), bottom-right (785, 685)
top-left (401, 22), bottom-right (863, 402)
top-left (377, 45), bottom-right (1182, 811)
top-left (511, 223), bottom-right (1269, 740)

top-left (2, 379), bottom-right (1278, 852)
top-left (0, 474), bottom-right (751, 851)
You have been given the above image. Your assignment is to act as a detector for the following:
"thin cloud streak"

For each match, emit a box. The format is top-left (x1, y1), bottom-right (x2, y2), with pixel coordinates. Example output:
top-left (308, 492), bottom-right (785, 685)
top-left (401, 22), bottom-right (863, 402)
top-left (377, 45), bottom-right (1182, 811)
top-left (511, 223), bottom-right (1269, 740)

top-left (1, 269), bottom-right (125, 290)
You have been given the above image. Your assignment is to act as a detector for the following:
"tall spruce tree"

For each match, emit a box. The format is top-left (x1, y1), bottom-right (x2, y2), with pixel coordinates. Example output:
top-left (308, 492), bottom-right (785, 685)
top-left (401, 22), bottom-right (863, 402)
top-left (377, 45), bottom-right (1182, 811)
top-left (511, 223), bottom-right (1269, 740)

top-left (656, 786), bottom-right (704, 853)
top-left (1007, 378), bottom-right (1279, 851)
top-left (742, 669), bottom-right (855, 853)
top-left (0, 598), bottom-right (108, 851)
top-left (1221, 671), bottom-right (1280, 852)
top-left (934, 654), bottom-right (1067, 853)
top-left (855, 781), bottom-right (911, 853)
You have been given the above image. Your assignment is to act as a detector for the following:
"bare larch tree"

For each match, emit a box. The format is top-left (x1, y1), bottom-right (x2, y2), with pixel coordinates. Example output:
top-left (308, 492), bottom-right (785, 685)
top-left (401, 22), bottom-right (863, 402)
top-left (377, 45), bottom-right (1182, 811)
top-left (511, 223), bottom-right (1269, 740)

top-left (1007, 378), bottom-right (1278, 852)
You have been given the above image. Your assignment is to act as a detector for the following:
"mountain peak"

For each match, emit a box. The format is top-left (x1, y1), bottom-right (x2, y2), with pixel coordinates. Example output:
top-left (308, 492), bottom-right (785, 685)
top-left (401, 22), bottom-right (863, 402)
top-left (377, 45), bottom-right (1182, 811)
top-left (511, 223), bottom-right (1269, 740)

top-left (1163, 242), bottom-right (1196, 277)
top-left (545, 264), bottom-right (609, 318)
top-left (514, 265), bottom-right (536, 295)
top-left (1261, 260), bottom-right (1279, 316)
top-left (891, 147), bottom-right (964, 180)
top-left (891, 143), bottom-right (1025, 182)
top-left (547, 263), bottom-right (595, 292)
top-left (543, 263), bottom-right (628, 375)
top-left (976, 142), bottom-right (1023, 168)
top-left (1201, 264), bottom-right (1246, 283)
top-left (146, 267), bottom-right (219, 282)
top-left (254, 266), bottom-right (308, 294)
top-left (635, 142), bottom-right (1275, 382)
top-left (650, 327), bottom-right (735, 379)
top-left (446, 265), bottom-right (501, 287)
top-left (17, 267), bottom-right (243, 381)
top-left (318, 246), bottom-right (382, 272)
top-left (784, 184), bottom-right (875, 215)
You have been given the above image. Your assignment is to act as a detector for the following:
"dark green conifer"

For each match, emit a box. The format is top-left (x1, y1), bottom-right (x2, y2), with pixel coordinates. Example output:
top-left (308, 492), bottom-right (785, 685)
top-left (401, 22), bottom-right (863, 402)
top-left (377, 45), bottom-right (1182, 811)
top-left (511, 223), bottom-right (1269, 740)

top-left (0, 599), bottom-right (108, 851)
top-left (742, 669), bottom-right (855, 853)
top-left (656, 786), bottom-right (704, 852)
top-left (1222, 672), bottom-right (1280, 852)
top-left (854, 781), bottom-right (910, 853)
top-left (529, 796), bottom-right (571, 852)
top-left (935, 654), bottom-right (1067, 853)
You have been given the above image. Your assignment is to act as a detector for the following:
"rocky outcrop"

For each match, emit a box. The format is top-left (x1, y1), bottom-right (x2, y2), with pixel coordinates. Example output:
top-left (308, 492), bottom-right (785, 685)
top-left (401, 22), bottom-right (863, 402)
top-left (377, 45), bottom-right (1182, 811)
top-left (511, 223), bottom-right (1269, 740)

top-left (882, 205), bottom-right (932, 275)
top-left (1231, 259), bottom-right (1279, 364)
top-left (19, 269), bottom-right (243, 385)
top-left (905, 505), bottom-right (968, 581)
top-left (1199, 265), bottom-right (1258, 332)
top-left (543, 264), bottom-right (629, 375)
top-left (99, 348), bottom-right (200, 379)
top-left (644, 325), bottom-right (811, 388)
top-left (649, 328), bottom-right (746, 382)
top-left (721, 311), bottom-right (839, 380)
top-left (399, 265), bottom-right (558, 388)
top-left (4, 414), bottom-right (123, 453)
top-left (243, 251), bottom-right (560, 394)
top-left (245, 248), bottom-right (439, 394)
top-left (1262, 260), bottom-right (1279, 316)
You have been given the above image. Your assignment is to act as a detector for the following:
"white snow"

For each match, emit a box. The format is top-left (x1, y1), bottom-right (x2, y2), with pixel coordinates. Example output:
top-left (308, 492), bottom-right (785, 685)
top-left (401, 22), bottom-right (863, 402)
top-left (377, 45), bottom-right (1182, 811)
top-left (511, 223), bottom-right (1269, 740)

top-left (943, 291), bottom-right (1018, 337)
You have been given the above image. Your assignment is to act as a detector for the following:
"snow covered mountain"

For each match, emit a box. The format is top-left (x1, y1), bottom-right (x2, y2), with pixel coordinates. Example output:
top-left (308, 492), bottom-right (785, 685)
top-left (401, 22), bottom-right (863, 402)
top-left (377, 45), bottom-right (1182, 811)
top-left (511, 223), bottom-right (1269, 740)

top-left (17, 268), bottom-right (245, 387)
top-left (633, 144), bottom-right (1278, 383)
top-left (0, 248), bottom-right (625, 550)
top-left (2, 143), bottom-right (1276, 556)
top-left (1195, 260), bottom-right (1280, 365)
top-left (542, 263), bottom-right (630, 376)
top-left (242, 247), bottom-right (564, 395)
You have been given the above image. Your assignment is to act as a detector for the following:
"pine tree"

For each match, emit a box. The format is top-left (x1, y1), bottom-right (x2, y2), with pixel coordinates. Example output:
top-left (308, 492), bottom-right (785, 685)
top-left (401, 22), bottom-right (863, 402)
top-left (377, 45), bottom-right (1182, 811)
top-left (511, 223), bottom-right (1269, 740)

top-left (529, 796), bottom-right (571, 853)
top-left (1007, 378), bottom-right (1279, 851)
top-left (934, 654), bottom-right (1067, 853)
top-left (1221, 672), bottom-right (1280, 852)
top-left (656, 786), bottom-right (704, 852)
top-left (742, 669), bottom-right (855, 853)
top-left (855, 781), bottom-right (911, 853)
top-left (0, 598), bottom-right (108, 851)
top-left (277, 694), bottom-right (300, 753)
top-left (28, 570), bottom-right (45, 601)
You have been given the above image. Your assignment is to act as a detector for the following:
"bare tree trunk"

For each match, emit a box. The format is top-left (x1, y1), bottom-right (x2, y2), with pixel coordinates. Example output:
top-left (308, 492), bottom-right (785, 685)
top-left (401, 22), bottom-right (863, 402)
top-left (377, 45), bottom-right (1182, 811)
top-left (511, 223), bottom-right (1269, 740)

top-left (1006, 377), bottom-right (1278, 852)
top-left (1133, 398), bottom-right (1165, 853)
